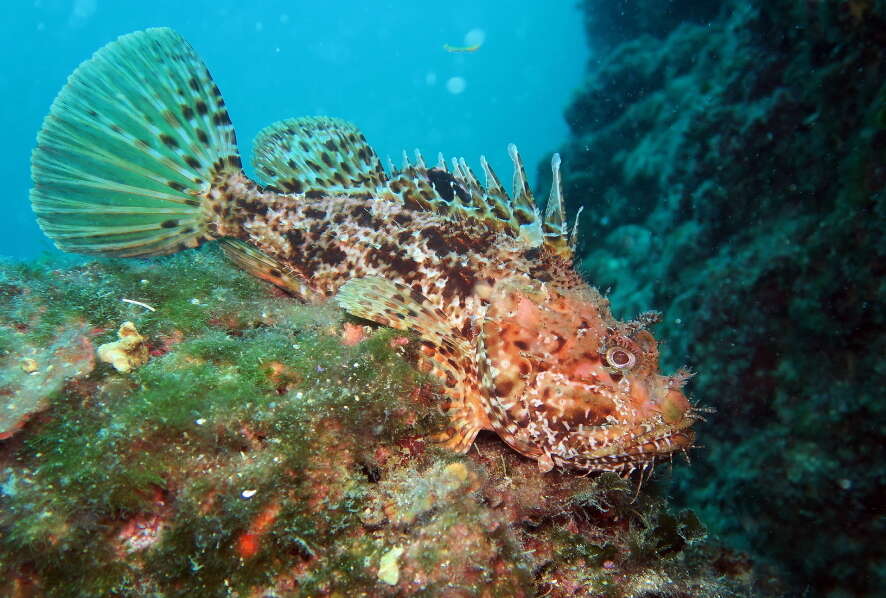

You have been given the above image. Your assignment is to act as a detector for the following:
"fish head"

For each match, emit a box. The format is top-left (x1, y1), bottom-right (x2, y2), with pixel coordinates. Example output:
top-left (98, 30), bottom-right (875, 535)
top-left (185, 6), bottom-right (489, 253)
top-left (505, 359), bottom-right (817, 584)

top-left (480, 277), bottom-right (697, 473)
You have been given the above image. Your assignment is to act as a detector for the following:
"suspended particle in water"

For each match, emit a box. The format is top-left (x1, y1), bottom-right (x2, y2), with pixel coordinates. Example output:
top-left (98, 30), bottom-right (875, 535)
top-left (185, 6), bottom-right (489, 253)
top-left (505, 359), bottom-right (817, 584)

top-left (446, 76), bottom-right (467, 95)
top-left (464, 28), bottom-right (486, 47)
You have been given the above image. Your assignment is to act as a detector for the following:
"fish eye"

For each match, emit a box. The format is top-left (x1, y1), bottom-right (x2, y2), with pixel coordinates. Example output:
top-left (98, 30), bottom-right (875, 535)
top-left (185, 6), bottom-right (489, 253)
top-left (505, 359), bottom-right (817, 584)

top-left (605, 347), bottom-right (636, 369)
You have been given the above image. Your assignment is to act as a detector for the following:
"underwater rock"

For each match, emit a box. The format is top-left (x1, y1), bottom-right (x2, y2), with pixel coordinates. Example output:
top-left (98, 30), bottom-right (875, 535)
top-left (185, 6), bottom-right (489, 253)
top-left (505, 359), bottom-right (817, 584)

top-left (0, 322), bottom-right (94, 439)
top-left (559, 0), bottom-right (885, 595)
top-left (96, 320), bottom-right (149, 373)
top-left (0, 249), bottom-right (774, 597)
top-left (582, 0), bottom-right (723, 50)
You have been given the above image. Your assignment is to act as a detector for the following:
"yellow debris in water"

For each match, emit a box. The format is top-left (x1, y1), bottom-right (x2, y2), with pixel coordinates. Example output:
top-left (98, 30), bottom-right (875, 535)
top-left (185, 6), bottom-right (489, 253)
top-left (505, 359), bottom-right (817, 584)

top-left (377, 545), bottom-right (404, 586)
top-left (97, 321), bottom-right (149, 373)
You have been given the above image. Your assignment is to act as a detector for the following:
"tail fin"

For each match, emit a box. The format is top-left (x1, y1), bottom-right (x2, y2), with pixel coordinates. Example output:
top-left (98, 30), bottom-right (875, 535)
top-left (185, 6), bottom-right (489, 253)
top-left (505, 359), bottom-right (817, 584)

top-left (30, 28), bottom-right (241, 257)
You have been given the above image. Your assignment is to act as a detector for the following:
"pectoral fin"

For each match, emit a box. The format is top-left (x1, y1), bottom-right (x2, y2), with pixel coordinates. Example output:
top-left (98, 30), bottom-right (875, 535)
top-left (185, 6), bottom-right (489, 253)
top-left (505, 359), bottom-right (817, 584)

top-left (335, 276), bottom-right (489, 452)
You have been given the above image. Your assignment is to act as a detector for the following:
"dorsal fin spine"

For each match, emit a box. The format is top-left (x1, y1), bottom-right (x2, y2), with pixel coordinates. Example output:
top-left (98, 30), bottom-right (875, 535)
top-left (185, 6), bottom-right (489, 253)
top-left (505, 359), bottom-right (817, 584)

top-left (450, 157), bottom-right (463, 180)
top-left (543, 153), bottom-right (566, 238)
top-left (479, 155), bottom-right (504, 194)
top-left (458, 158), bottom-right (480, 189)
top-left (570, 206), bottom-right (584, 255)
top-left (507, 143), bottom-right (534, 212)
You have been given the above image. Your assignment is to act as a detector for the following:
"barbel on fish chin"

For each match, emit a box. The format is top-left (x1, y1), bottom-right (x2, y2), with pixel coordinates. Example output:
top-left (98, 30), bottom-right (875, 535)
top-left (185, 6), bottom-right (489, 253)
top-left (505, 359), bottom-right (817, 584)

top-left (29, 27), bottom-right (704, 475)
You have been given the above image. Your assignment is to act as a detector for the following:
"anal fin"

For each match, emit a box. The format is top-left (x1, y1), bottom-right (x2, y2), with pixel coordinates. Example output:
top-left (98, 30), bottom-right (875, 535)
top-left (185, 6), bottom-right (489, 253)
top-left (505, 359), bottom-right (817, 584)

top-left (218, 239), bottom-right (324, 303)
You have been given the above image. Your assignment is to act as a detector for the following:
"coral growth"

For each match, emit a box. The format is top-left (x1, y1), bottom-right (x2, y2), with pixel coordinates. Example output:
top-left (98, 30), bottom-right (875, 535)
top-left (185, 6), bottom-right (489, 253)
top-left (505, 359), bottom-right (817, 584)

top-left (0, 248), bottom-right (773, 596)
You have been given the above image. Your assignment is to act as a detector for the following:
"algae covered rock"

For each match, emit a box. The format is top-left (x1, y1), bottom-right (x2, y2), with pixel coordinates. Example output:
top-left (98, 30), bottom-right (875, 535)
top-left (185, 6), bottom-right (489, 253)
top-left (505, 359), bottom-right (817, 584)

top-left (559, 1), bottom-right (885, 595)
top-left (0, 321), bottom-right (94, 439)
top-left (0, 248), bottom-right (770, 597)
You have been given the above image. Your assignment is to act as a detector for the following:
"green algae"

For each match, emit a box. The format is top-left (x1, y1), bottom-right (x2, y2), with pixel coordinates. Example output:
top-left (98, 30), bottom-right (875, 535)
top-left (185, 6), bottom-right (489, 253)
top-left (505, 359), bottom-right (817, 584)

top-left (0, 248), bottom-right (761, 596)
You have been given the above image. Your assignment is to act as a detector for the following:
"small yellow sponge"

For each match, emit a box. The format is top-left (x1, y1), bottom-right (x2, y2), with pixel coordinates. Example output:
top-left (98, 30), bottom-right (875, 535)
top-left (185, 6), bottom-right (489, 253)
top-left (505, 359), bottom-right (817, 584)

top-left (97, 321), bottom-right (149, 373)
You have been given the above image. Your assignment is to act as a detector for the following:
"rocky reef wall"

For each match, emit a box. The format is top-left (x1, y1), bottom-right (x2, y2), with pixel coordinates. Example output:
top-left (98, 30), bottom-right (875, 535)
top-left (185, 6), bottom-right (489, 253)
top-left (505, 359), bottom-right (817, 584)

top-left (557, 1), bottom-right (884, 595)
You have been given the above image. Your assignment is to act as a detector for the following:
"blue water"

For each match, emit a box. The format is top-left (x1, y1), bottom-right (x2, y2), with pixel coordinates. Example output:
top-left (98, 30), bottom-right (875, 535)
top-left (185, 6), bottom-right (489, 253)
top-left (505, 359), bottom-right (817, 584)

top-left (0, 0), bottom-right (586, 258)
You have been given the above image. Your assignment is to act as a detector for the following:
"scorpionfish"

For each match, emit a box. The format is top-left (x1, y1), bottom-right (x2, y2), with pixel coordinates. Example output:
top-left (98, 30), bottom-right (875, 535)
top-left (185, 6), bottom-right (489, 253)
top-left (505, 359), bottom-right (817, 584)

top-left (29, 28), bottom-right (701, 474)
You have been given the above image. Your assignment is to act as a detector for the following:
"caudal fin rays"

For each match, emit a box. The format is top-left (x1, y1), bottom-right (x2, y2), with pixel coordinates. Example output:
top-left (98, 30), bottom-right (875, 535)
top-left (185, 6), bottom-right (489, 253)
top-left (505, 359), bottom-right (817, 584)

top-left (30, 27), bottom-right (241, 257)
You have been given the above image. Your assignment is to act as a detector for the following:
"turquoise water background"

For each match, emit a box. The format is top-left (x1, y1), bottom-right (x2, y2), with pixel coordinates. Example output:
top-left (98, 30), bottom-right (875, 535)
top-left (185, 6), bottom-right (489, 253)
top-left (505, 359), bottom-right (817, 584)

top-left (0, 0), bottom-right (586, 258)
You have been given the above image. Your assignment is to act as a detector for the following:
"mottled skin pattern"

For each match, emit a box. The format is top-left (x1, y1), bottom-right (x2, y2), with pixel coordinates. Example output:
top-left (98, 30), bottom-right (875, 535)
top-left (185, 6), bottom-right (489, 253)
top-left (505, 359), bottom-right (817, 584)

top-left (28, 28), bottom-right (701, 476)
top-left (479, 280), bottom-right (696, 472)
top-left (208, 172), bottom-right (562, 325)
top-left (203, 170), bottom-right (700, 474)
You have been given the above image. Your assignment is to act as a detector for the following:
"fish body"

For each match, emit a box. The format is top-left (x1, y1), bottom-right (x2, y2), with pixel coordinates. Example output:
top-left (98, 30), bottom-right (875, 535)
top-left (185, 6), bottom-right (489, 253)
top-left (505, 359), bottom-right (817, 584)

top-left (30, 28), bottom-right (701, 474)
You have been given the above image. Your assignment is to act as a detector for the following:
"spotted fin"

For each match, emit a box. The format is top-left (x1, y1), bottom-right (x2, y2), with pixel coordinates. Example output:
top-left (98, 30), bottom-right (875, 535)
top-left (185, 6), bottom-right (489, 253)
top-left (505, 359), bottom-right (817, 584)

top-left (30, 28), bottom-right (240, 257)
top-left (252, 117), bottom-right (387, 197)
top-left (335, 276), bottom-right (489, 452)
top-left (335, 276), bottom-right (470, 355)
top-left (382, 145), bottom-right (576, 258)
top-left (383, 148), bottom-right (536, 237)
top-left (218, 239), bottom-right (324, 303)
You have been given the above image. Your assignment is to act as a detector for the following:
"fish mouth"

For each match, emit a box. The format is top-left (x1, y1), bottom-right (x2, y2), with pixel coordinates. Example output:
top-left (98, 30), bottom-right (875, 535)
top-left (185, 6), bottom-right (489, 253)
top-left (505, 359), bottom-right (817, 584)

top-left (553, 414), bottom-right (701, 474)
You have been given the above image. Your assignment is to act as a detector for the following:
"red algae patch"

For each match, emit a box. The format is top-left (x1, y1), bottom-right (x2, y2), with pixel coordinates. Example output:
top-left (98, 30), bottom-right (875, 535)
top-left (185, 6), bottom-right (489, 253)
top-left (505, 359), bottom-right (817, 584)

top-left (341, 322), bottom-right (369, 346)
top-left (235, 500), bottom-right (281, 560)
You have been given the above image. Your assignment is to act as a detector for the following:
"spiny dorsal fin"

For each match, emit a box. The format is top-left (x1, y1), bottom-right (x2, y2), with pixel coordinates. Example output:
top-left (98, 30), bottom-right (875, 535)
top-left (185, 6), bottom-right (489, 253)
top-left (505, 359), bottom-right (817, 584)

top-left (379, 145), bottom-right (552, 245)
top-left (218, 239), bottom-right (324, 303)
top-left (252, 117), bottom-right (386, 196)
top-left (378, 145), bottom-right (579, 258)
